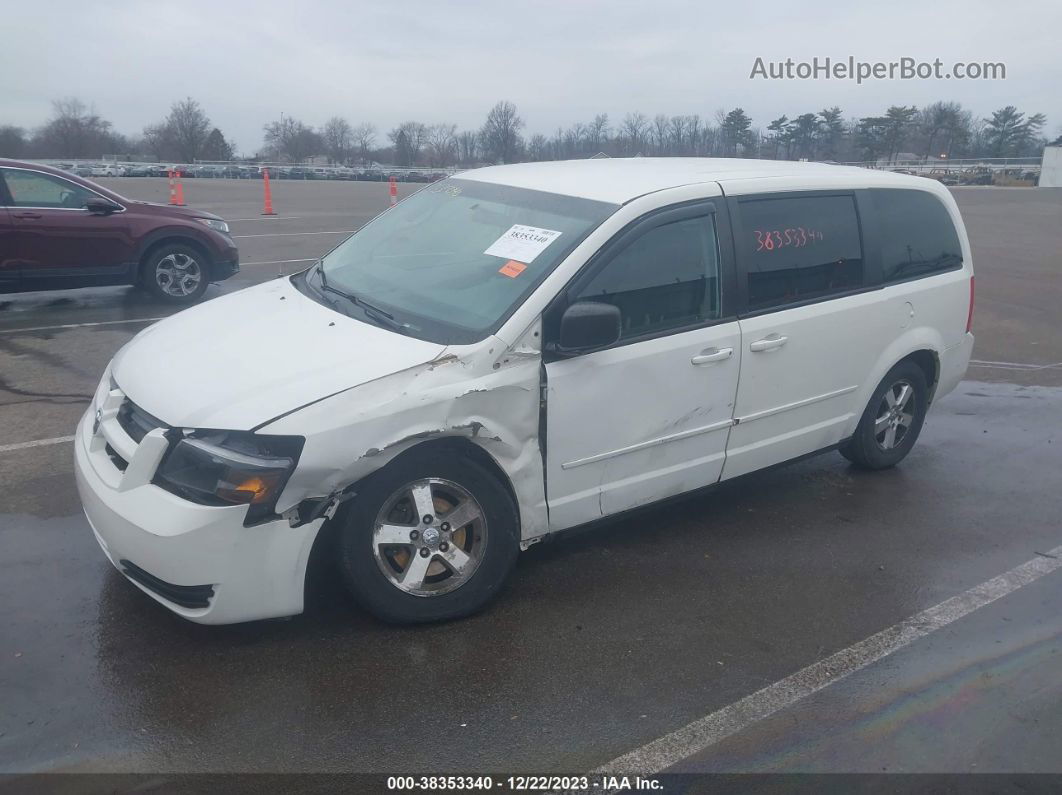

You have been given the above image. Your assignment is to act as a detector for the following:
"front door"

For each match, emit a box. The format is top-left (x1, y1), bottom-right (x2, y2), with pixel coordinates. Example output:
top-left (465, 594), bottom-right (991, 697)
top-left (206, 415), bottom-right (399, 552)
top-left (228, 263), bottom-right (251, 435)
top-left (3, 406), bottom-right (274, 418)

top-left (544, 199), bottom-right (741, 531)
top-left (1, 167), bottom-right (135, 286)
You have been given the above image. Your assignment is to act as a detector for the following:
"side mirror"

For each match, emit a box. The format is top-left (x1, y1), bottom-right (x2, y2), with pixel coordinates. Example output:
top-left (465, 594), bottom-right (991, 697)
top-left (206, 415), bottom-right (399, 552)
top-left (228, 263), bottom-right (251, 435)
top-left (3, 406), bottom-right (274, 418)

top-left (85, 197), bottom-right (121, 215)
top-left (558, 301), bottom-right (621, 353)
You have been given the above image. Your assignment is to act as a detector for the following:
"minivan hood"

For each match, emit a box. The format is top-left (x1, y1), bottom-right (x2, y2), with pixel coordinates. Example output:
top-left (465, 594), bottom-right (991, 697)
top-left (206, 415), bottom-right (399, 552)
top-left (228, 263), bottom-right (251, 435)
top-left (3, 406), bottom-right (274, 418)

top-left (112, 278), bottom-right (447, 430)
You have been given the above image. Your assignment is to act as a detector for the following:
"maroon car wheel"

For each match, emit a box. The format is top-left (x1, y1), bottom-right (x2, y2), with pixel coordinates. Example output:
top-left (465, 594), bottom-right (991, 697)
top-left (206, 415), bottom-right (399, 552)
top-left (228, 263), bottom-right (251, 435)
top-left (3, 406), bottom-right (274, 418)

top-left (143, 244), bottom-right (210, 304)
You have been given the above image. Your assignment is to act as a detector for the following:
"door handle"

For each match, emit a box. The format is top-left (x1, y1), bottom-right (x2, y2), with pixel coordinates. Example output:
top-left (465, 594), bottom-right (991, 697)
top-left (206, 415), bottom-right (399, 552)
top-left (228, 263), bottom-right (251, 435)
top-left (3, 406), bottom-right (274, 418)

top-left (12, 212), bottom-right (42, 220)
top-left (750, 335), bottom-right (788, 352)
top-left (691, 347), bottom-right (733, 365)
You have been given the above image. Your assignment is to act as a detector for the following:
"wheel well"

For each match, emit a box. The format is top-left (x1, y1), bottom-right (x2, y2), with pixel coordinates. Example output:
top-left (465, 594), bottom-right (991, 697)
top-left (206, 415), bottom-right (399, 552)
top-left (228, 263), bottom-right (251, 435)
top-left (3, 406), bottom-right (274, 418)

top-left (303, 435), bottom-right (523, 600)
top-left (901, 349), bottom-right (939, 401)
top-left (138, 237), bottom-right (212, 283)
top-left (386, 437), bottom-right (521, 520)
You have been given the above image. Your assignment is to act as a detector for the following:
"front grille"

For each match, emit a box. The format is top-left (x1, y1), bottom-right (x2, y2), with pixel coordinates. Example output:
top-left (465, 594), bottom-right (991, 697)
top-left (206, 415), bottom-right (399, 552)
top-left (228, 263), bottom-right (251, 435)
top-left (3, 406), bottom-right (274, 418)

top-left (116, 399), bottom-right (167, 443)
top-left (119, 560), bottom-right (215, 609)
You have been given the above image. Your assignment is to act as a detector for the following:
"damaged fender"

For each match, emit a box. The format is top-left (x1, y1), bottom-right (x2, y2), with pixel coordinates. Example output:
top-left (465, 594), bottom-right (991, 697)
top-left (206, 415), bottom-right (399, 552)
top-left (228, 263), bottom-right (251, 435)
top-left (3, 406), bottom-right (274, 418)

top-left (259, 321), bottom-right (548, 545)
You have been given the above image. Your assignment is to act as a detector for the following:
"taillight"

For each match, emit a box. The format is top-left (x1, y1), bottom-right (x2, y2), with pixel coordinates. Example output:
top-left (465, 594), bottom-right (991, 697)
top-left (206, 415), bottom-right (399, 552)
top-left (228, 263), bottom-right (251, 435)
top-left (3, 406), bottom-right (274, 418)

top-left (966, 276), bottom-right (975, 333)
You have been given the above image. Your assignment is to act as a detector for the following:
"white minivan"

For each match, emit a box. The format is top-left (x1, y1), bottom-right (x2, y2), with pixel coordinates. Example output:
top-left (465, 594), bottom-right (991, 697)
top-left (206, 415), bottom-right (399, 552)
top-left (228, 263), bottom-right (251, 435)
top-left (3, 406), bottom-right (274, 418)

top-left (75, 159), bottom-right (974, 624)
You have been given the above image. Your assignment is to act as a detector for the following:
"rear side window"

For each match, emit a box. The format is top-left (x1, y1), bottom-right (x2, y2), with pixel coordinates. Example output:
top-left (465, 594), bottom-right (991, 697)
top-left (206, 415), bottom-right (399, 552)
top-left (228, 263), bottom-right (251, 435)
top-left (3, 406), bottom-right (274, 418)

top-left (871, 189), bottom-right (963, 282)
top-left (573, 214), bottom-right (720, 340)
top-left (739, 195), bottom-right (863, 311)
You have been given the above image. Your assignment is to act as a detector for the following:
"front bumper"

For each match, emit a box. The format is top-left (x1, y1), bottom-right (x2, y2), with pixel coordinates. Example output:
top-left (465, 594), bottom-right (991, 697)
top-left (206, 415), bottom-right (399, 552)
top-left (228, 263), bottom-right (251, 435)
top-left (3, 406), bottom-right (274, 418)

top-left (211, 247), bottom-right (240, 281)
top-left (73, 397), bottom-right (323, 625)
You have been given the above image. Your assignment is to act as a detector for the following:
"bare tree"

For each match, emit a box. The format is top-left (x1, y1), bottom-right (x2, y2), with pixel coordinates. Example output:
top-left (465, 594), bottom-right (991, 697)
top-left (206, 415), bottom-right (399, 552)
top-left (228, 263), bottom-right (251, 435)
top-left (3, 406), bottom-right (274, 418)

top-left (351, 122), bottom-right (376, 162)
top-left (619, 112), bottom-right (649, 155)
top-left (457, 130), bottom-right (479, 164)
top-left (35, 98), bottom-right (118, 158)
top-left (142, 123), bottom-right (169, 160)
top-left (388, 122), bottom-right (428, 166)
top-left (652, 114), bottom-right (670, 155)
top-left (426, 123), bottom-right (458, 167)
top-left (322, 116), bottom-right (353, 164)
top-left (263, 116), bottom-right (321, 162)
top-left (166, 98), bottom-right (211, 162)
top-left (526, 133), bottom-right (549, 161)
top-left (480, 100), bottom-right (524, 163)
top-left (585, 113), bottom-right (610, 154)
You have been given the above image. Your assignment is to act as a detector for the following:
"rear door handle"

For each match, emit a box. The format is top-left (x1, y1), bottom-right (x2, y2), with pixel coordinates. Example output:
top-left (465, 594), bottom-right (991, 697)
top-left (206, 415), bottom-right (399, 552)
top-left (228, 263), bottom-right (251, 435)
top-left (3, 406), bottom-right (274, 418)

top-left (750, 335), bottom-right (788, 352)
top-left (12, 212), bottom-right (42, 220)
top-left (691, 347), bottom-right (733, 365)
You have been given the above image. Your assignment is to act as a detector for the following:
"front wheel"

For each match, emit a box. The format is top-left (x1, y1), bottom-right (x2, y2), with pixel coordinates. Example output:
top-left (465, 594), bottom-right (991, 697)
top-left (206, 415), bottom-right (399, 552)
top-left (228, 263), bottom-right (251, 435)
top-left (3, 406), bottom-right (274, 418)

top-left (142, 244), bottom-right (210, 304)
top-left (840, 360), bottom-right (929, 470)
top-left (336, 451), bottom-right (519, 623)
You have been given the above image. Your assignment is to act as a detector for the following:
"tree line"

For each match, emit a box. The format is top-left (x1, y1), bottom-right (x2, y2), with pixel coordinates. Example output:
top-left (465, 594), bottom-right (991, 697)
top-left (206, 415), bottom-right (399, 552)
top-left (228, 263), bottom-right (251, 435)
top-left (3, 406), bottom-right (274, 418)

top-left (1, 97), bottom-right (1056, 166)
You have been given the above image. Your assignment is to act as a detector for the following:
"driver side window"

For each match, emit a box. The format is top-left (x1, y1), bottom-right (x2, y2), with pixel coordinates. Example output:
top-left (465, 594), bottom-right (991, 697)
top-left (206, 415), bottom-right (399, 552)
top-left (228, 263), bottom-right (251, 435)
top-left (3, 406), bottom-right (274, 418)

top-left (1, 168), bottom-right (95, 209)
top-left (573, 213), bottom-right (720, 341)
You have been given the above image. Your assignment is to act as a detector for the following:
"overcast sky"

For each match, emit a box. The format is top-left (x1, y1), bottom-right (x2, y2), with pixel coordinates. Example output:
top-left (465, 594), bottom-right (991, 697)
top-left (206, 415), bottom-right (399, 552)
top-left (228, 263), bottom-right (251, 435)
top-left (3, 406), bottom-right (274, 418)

top-left (3, 0), bottom-right (1060, 154)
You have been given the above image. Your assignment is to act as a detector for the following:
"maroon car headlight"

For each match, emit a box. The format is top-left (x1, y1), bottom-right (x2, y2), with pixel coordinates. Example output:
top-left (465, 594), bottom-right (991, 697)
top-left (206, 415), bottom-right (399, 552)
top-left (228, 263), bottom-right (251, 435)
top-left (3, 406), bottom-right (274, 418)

top-left (154, 432), bottom-right (304, 524)
top-left (194, 218), bottom-right (230, 234)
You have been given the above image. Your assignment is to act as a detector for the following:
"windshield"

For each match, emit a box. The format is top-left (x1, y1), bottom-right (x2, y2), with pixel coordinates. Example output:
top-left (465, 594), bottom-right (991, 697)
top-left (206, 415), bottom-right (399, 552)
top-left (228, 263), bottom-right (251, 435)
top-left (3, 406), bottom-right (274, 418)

top-left (314, 178), bottom-right (617, 343)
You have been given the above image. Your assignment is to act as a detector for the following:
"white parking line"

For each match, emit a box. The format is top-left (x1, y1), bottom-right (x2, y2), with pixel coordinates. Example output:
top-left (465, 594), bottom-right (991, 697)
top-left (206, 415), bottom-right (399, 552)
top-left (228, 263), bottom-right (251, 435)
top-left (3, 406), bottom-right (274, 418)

top-left (226, 216), bottom-right (302, 222)
top-left (969, 359), bottom-right (1062, 371)
top-left (0, 435), bottom-right (75, 454)
top-left (232, 230), bottom-right (354, 239)
top-left (0, 317), bottom-right (163, 334)
top-left (595, 543), bottom-right (1062, 776)
top-left (0, 259), bottom-right (319, 334)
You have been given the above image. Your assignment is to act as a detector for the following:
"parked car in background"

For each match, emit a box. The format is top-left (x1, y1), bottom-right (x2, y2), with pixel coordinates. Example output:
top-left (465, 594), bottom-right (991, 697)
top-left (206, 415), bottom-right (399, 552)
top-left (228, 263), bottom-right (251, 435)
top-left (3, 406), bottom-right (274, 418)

top-left (73, 158), bottom-right (974, 625)
top-left (0, 158), bottom-right (239, 303)
top-left (123, 164), bottom-right (154, 177)
top-left (927, 168), bottom-right (959, 186)
top-left (73, 164), bottom-right (95, 177)
top-left (90, 163), bottom-right (123, 177)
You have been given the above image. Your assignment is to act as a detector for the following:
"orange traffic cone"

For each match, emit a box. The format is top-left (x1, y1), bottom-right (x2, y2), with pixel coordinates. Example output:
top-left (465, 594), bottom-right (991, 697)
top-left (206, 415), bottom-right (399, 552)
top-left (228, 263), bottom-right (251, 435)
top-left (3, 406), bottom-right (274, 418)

top-left (168, 170), bottom-right (178, 205)
top-left (174, 170), bottom-right (186, 206)
top-left (261, 167), bottom-right (277, 216)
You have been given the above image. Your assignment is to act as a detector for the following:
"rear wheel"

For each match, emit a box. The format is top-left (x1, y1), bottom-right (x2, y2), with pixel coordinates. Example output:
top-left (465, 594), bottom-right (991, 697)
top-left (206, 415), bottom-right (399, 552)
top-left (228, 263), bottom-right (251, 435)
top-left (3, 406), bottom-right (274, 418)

top-left (840, 360), bottom-right (929, 470)
top-left (336, 450), bottom-right (519, 623)
top-left (142, 243), bottom-right (210, 304)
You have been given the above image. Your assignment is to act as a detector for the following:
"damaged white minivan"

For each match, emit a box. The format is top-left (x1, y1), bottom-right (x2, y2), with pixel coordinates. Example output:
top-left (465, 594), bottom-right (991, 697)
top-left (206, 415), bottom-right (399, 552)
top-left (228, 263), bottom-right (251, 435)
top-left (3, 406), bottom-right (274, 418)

top-left (75, 159), bottom-right (974, 624)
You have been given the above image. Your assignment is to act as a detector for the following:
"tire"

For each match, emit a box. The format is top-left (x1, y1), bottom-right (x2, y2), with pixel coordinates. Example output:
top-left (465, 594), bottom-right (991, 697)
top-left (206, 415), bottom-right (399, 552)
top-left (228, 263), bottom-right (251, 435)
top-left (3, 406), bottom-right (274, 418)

top-left (336, 450), bottom-right (520, 624)
top-left (840, 360), bottom-right (929, 470)
top-left (142, 243), bottom-right (210, 304)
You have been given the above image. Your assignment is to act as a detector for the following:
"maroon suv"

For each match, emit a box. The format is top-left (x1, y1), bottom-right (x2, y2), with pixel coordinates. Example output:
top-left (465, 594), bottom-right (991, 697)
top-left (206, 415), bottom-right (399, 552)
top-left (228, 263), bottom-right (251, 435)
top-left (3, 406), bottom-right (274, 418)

top-left (0, 159), bottom-right (238, 304)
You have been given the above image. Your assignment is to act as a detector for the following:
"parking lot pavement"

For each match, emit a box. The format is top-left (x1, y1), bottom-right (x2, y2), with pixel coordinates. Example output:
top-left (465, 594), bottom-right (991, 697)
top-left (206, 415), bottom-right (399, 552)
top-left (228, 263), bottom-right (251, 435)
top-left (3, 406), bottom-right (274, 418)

top-left (1, 184), bottom-right (1060, 776)
top-left (667, 562), bottom-right (1062, 774)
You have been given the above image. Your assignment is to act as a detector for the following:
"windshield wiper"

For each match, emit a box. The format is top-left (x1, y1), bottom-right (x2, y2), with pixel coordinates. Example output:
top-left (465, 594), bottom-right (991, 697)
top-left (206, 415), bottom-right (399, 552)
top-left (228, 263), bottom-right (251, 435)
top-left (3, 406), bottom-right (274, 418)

top-left (313, 262), bottom-right (406, 331)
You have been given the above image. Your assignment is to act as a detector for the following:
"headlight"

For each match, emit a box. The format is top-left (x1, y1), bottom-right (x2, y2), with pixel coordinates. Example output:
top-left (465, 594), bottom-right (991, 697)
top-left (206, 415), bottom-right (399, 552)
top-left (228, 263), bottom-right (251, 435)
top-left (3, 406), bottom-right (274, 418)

top-left (195, 218), bottom-right (230, 234)
top-left (154, 431), bottom-right (304, 524)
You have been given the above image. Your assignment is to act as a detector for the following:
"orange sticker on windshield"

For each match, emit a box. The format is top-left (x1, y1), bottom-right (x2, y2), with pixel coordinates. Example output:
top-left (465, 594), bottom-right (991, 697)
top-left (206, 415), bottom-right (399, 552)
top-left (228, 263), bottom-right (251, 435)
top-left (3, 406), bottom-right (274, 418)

top-left (499, 260), bottom-right (527, 278)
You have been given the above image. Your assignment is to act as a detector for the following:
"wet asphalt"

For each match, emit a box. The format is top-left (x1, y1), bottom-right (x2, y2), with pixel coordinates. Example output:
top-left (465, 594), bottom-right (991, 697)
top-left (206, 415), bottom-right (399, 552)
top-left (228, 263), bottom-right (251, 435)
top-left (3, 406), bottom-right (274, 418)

top-left (1, 180), bottom-right (1061, 777)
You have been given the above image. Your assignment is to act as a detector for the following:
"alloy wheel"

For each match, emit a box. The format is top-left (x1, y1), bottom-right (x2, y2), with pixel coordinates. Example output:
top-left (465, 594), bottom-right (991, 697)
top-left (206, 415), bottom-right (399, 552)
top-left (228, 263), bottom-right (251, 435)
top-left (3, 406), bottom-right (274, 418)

top-left (372, 478), bottom-right (488, 597)
top-left (874, 379), bottom-right (915, 450)
top-left (155, 252), bottom-right (202, 297)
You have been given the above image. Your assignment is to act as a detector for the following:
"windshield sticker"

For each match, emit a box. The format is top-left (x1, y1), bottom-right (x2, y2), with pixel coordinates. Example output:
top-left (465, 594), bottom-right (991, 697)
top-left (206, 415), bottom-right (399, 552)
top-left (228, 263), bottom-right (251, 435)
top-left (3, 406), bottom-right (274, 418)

top-left (498, 260), bottom-right (527, 278)
top-left (484, 224), bottom-right (562, 263)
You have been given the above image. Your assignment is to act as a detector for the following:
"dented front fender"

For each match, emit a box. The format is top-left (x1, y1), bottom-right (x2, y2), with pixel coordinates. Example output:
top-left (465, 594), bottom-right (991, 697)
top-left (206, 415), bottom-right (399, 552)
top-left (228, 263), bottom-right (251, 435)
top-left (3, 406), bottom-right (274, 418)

top-left (260, 325), bottom-right (549, 543)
